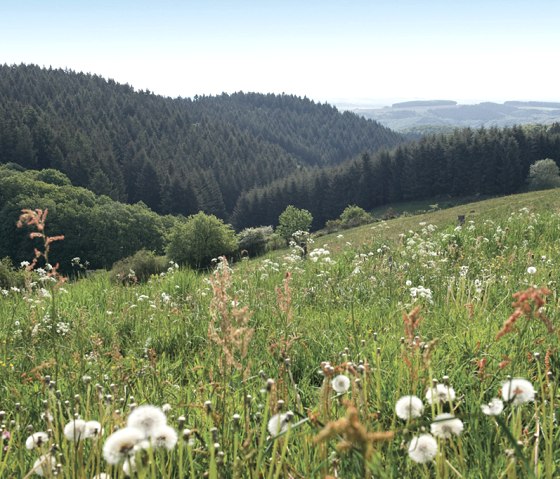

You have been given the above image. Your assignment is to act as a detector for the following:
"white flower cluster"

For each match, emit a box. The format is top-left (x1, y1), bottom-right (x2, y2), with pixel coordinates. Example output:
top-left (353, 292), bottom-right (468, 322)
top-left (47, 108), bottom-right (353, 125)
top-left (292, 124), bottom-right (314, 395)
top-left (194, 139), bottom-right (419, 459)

top-left (103, 405), bottom-right (178, 474)
top-left (26, 419), bottom-right (104, 476)
top-left (409, 285), bottom-right (433, 303)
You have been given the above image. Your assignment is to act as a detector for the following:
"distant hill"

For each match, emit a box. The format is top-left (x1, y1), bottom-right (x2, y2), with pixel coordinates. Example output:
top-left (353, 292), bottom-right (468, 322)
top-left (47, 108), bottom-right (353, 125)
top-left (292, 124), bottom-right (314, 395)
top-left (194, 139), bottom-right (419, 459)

top-left (392, 100), bottom-right (457, 108)
top-left (0, 64), bottom-right (403, 220)
top-left (348, 100), bottom-right (560, 133)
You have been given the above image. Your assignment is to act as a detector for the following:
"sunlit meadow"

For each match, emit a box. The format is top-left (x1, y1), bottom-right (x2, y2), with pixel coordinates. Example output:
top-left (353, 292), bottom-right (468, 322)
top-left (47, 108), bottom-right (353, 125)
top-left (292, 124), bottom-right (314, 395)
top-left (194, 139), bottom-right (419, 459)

top-left (1, 191), bottom-right (559, 478)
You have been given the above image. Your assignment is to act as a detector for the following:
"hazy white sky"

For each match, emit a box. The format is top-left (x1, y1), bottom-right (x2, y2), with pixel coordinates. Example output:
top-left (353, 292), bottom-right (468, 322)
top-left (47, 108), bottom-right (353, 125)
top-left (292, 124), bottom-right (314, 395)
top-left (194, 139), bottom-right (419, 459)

top-left (2, 0), bottom-right (560, 105)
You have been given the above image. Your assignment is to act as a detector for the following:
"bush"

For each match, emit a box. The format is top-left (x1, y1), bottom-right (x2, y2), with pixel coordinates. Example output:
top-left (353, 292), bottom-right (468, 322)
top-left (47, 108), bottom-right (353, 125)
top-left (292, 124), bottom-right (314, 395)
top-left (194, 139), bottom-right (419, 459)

top-left (109, 249), bottom-right (168, 284)
top-left (276, 205), bottom-right (313, 242)
top-left (0, 257), bottom-right (25, 289)
top-left (527, 158), bottom-right (560, 191)
top-left (237, 226), bottom-right (274, 258)
top-left (166, 212), bottom-right (238, 269)
top-left (339, 205), bottom-right (372, 228)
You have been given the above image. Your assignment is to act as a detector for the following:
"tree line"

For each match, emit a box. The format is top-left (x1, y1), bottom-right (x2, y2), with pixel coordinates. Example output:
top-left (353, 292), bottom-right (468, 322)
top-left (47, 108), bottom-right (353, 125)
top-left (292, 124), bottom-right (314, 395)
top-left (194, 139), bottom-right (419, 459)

top-left (232, 124), bottom-right (560, 229)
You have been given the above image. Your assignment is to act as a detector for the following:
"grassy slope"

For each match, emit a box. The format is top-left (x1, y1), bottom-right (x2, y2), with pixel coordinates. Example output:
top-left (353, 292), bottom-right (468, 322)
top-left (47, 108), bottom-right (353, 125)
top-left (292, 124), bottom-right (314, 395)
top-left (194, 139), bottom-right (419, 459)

top-left (1, 189), bottom-right (560, 477)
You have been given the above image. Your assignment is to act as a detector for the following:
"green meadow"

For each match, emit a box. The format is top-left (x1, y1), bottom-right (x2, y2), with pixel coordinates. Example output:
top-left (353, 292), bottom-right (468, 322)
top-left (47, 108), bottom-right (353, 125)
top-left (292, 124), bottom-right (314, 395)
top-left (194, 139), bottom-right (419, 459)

top-left (1, 189), bottom-right (560, 478)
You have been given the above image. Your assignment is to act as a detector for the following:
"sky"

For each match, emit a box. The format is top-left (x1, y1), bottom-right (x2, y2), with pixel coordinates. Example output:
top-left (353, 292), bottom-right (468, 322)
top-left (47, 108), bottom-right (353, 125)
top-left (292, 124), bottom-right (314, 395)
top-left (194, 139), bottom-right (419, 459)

top-left (1, 0), bottom-right (560, 106)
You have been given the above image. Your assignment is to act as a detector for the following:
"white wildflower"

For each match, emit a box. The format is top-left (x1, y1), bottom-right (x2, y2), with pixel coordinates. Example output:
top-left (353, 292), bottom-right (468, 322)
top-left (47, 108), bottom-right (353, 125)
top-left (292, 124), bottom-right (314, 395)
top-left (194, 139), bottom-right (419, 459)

top-left (64, 419), bottom-right (87, 442)
top-left (527, 266), bottom-right (537, 274)
top-left (25, 431), bottom-right (49, 450)
top-left (267, 413), bottom-right (289, 437)
top-left (126, 405), bottom-right (167, 437)
top-left (331, 374), bottom-right (351, 394)
top-left (408, 434), bottom-right (438, 464)
top-left (150, 424), bottom-right (178, 450)
top-left (481, 398), bottom-right (504, 416)
top-left (31, 454), bottom-right (56, 477)
top-left (395, 395), bottom-right (424, 420)
top-left (430, 413), bottom-right (464, 439)
top-left (84, 420), bottom-right (103, 439)
top-left (501, 378), bottom-right (535, 405)
top-left (122, 456), bottom-right (136, 476)
top-left (425, 384), bottom-right (456, 405)
top-left (102, 427), bottom-right (145, 464)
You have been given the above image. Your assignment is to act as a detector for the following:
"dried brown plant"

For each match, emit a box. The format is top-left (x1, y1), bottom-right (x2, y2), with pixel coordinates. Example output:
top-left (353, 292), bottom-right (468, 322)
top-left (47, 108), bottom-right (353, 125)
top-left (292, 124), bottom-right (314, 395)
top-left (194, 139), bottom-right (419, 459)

top-left (402, 306), bottom-right (422, 345)
top-left (314, 400), bottom-right (394, 459)
top-left (17, 208), bottom-right (66, 285)
top-left (496, 287), bottom-right (554, 340)
top-left (207, 257), bottom-right (254, 374)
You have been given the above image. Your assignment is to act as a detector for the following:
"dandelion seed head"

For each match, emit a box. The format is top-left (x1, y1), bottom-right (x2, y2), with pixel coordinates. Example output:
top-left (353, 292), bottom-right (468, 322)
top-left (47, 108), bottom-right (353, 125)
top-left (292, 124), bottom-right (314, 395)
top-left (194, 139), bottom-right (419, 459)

top-left (126, 405), bottom-right (167, 437)
top-left (267, 413), bottom-right (289, 437)
top-left (425, 383), bottom-right (456, 405)
top-left (150, 424), bottom-right (178, 450)
top-left (25, 431), bottom-right (49, 450)
top-left (430, 413), bottom-right (464, 439)
top-left (527, 266), bottom-right (537, 274)
top-left (63, 419), bottom-right (87, 442)
top-left (395, 395), bottom-right (424, 420)
top-left (32, 454), bottom-right (56, 477)
top-left (84, 420), bottom-right (103, 439)
top-left (408, 434), bottom-right (438, 464)
top-left (501, 378), bottom-right (535, 405)
top-left (331, 374), bottom-right (351, 394)
top-left (481, 398), bottom-right (504, 416)
top-left (102, 427), bottom-right (145, 464)
top-left (122, 456), bottom-right (136, 476)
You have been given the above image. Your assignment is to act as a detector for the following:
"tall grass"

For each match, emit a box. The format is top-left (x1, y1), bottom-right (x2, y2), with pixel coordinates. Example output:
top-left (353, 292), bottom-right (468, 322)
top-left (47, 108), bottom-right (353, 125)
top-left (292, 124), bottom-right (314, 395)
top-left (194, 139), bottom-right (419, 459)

top-left (1, 192), bottom-right (559, 477)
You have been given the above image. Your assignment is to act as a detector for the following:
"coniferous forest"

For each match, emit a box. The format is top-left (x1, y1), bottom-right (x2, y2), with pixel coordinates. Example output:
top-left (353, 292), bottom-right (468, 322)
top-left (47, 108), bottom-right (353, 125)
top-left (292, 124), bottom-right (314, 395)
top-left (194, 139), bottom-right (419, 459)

top-left (0, 64), bottom-right (402, 219)
top-left (1, 64), bottom-right (560, 268)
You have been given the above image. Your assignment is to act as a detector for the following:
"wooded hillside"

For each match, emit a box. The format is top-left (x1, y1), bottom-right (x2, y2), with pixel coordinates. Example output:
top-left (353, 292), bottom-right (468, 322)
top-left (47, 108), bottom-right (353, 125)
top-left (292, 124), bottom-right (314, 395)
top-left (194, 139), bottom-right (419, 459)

top-left (0, 64), bottom-right (402, 219)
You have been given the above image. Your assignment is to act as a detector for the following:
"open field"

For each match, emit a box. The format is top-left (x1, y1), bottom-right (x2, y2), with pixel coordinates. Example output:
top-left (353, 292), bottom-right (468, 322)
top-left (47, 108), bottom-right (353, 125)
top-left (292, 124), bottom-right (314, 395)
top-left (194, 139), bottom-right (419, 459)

top-left (1, 189), bottom-right (560, 478)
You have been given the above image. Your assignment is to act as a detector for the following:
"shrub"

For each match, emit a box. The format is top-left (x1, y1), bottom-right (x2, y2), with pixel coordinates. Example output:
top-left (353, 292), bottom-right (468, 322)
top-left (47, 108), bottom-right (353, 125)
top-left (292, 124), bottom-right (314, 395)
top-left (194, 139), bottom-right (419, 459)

top-left (237, 226), bottom-right (274, 258)
top-left (276, 205), bottom-right (313, 242)
top-left (527, 158), bottom-right (560, 191)
top-left (339, 205), bottom-right (372, 228)
top-left (109, 249), bottom-right (168, 284)
top-left (166, 212), bottom-right (238, 269)
top-left (0, 257), bottom-right (25, 289)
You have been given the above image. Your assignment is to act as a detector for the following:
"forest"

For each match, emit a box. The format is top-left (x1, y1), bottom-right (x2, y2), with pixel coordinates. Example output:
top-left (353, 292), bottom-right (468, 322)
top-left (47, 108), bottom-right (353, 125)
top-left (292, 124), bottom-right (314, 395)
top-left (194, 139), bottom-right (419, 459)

top-left (0, 64), bottom-right (402, 219)
top-left (1, 64), bottom-right (560, 269)
top-left (233, 124), bottom-right (560, 229)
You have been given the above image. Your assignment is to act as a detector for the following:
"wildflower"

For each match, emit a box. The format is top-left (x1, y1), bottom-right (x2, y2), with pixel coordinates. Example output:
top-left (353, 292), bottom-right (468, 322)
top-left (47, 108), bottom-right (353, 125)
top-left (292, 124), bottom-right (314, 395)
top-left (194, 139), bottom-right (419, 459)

top-left (126, 405), bottom-right (167, 437)
top-left (267, 413), bottom-right (290, 437)
top-left (162, 403), bottom-right (172, 414)
top-left (64, 419), bottom-right (87, 442)
top-left (501, 378), bottom-right (535, 405)
top-left (331, 374), bottom-right (351, 394)
top-left (425, 384), bottom-right (456, 405)
top-left (408, 434), bottom-right (438, 463)
top-left (25, 431), bottom-right (49, 450)
top-left (150, 424), bottom-right (178, 450)
top-left (102, 427), bottom-right (145, 464)
top-left (430, 413), bottom-right (464, 439)
top-left (40, 411), bottom-right (54, 423)
top-left (481, 398), bottom-right (504, 416)
top-left (395, 395), bottom-right (424, 420)
top-left (31, 454), bottom-right (56, 477)
top-left (84, 420), bottom-right (103, 439)
top-left (122, 456), bottom-right (136, 476)
top-left (527, 266), bottom-right (537, 274)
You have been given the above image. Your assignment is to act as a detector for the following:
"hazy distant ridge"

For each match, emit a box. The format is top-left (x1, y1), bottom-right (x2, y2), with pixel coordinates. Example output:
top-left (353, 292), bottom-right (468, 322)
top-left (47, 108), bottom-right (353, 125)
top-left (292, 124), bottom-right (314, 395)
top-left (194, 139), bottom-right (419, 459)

top-left (348, 99), bottom-right (560, 133)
